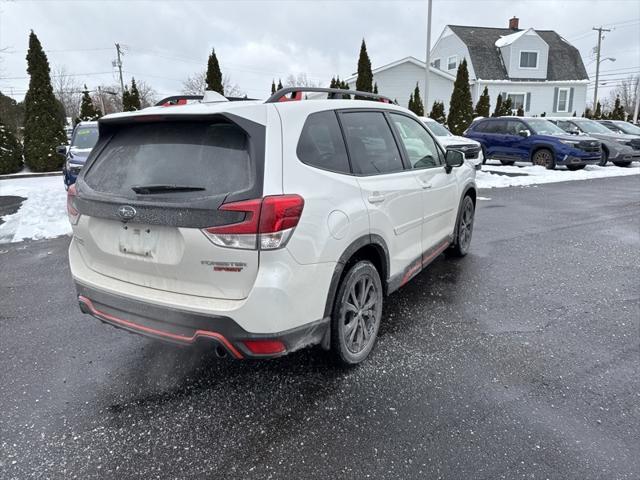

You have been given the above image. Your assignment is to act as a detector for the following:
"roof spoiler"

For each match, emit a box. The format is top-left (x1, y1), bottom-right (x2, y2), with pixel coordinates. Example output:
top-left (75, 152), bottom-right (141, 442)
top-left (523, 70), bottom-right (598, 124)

top-left (265, 87), bottom-right (396, 104)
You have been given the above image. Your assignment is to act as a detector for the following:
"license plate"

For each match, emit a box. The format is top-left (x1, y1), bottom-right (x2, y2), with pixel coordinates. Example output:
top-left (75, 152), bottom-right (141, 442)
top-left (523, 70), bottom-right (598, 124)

top-left (118, 225), bottom-right (159, 257)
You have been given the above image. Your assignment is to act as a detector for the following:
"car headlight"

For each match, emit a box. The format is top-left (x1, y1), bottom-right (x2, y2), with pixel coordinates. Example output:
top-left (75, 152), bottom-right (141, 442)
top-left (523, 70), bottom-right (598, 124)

top-left (615, 138), bottom-right (629, 144)
top-left (559, 140), bottom-right (580, 145)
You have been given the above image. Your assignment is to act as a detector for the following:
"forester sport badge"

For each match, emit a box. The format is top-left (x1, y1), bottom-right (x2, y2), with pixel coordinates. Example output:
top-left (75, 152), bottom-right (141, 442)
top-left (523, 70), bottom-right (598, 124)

top-left (117, 205), bottom-right (137, 220)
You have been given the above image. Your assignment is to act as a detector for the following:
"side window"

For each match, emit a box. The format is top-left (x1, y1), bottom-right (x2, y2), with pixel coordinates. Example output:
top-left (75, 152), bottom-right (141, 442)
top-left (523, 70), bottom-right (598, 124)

top-left (557, 120), bottom-right (573, 132)
top-left (340, 112), bottom-right (404, 175)
top-left (389, 113), bottom-right (442, 169)
top-left (482, 120), bottom-right (506, 134)
top-left (473, 121), bottom-right (489, 133)
top-left (296, 111), bottom-right (350, 174)
top-left (505, 120), bottom-right (526, 135)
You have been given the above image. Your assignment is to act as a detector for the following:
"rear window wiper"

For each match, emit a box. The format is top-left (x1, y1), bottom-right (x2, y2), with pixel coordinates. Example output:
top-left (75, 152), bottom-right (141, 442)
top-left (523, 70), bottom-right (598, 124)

top-left (131, 184), bottom-right (206, 194)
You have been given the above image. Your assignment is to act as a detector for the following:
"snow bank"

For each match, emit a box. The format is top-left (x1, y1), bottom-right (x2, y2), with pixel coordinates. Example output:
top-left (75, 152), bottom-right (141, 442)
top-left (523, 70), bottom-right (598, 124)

top-left (0, 176), bottom-right (71, 243)
top-left (476, 162), bottom-right (640, 189)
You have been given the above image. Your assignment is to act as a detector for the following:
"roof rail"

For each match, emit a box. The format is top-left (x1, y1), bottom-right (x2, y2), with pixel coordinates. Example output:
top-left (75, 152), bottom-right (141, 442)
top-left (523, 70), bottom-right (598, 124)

top-left (155, 94), bottom-right (256, 107)
top-left (265, 87), bottom-right (396, 104)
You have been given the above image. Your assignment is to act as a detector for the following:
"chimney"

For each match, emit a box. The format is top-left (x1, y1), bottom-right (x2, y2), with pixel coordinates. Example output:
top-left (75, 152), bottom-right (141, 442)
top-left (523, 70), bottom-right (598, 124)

top-left (509, 16), bottom-right (520, 30)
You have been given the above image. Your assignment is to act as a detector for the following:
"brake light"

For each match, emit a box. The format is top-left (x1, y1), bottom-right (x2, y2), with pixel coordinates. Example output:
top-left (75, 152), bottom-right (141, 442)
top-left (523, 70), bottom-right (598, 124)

top-left (67, 184), bottom-right (80, 225)
top-left (202, 195), bottom-right (304, 250)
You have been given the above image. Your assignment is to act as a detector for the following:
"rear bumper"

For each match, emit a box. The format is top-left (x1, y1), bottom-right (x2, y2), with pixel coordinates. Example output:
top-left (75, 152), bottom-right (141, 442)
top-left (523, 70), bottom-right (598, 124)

top-left (76, 283), bottom-right (329, 359)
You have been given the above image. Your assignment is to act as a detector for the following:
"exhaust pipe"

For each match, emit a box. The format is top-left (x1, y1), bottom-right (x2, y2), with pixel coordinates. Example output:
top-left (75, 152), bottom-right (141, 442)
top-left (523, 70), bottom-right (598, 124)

top-left (215, 345), bottom-right (228, 358)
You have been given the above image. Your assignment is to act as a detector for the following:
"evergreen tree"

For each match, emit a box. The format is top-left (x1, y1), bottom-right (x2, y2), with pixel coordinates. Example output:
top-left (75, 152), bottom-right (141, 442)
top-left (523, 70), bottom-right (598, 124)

top-left (122, 86), bottom-right (132, 111)
top-left (129, 78), bottom-right (141, 110)
top-left (408, 83), bottom-right (424, 116)
top-left (355, 39), bottom-right (373, 98)
top-left (373, 82), bottom-right (378, 94)
top-left (78, 85), bottom-right (101, 121)
top-left (447, 58), bottom-right (474, 135)
top-left (583, 108), bottom-right (592, 118)
top-left (408, 92), bottom-right (414, 113)
top-left (329, 77), bottom-right (336, 89)
top-left (540, 112), bottom-right (546, 117)
top-left (0, 119), bottom-right (23, 174)
top-left (492, 94), bottom-right (503, 117)
top-left (594, 101), bottom-right (602, 119)
top-left (611, 96), bottom-right (625, 120)
top-left (205, 48), bottom-right (224, 94)
top-left (271, 79), bottom-right (277, 94)
top-left (474, 86), bottom-right (490, 117)
top-left (23, 30), bottom-right (66, 172)
top-left (572, 111), bottom-right (577, 117)
top-left (429, 101), bottom-right (446, 124)
top-left (516, 106), bottom-right (524, 117)
top-left (500, 98), bottom-right (513, 116)
top-left (277, 79), bottom-right (283, 91)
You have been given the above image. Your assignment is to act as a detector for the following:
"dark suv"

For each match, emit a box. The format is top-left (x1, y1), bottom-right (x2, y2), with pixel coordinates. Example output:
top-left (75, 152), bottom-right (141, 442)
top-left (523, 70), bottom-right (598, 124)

top-left (464, 117), bottom-right (601, 170)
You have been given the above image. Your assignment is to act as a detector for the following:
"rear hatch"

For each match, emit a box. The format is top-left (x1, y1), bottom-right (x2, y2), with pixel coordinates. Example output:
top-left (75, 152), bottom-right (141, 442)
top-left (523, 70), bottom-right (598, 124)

top-left (73, 114), bottom-right (265, 300)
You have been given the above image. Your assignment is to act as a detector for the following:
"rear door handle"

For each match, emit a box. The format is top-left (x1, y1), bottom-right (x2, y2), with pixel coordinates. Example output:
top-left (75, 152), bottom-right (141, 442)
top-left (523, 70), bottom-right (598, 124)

top-left (368, 194), bottom-right (386, 204)
top-left (418, 178), bottom-right (433, 189)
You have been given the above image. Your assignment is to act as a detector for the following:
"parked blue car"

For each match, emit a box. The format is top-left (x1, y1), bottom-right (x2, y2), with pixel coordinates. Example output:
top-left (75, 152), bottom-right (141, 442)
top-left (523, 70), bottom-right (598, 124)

top-left (58, 121), bottom-right (99, 189)
top-left (464, 117), bottom-right (602, 170)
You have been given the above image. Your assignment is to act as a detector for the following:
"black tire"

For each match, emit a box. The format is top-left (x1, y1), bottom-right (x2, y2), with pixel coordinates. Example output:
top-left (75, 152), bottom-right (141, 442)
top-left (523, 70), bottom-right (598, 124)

top-left (481, 146), bottom-right (487, 165)
top-left (532, 148), bottom-right (556, 170)
top-left (449, 195), bottom-right (475, 257)
top-left (566, 165), bottom-right (586, 171)
top-left (330, 260), bottom-right (383, 366)
top-left (612, 161), bottom-right (631, 167)
top-left (500, 160), bottom-right (515, 166)
top-left (598, 148), bottom-right (608, 167)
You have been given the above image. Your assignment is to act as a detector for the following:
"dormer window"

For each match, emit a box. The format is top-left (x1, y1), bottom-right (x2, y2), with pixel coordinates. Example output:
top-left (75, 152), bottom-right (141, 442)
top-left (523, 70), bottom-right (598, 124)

top-left (447, 55), bottom-right (458, 70)
top-left (520, 51), bottom-right (538, 69)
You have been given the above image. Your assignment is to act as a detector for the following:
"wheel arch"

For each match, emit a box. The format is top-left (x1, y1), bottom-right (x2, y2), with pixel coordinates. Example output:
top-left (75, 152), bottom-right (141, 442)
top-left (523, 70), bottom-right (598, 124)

top-left (453, 183), bottom-right (477, 242)
top-left (529, 143), bottom-right (556, 162)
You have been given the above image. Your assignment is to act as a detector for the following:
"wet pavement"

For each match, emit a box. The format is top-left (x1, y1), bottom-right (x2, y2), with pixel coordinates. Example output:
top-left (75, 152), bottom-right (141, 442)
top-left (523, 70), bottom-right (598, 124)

top-left (1, 176), bottom-right (639, 479)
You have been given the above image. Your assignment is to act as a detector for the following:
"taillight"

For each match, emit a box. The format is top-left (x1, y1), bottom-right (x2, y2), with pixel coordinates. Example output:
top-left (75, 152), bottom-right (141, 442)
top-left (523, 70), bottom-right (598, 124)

top-left (242, 339), bottom-right (286, 355)
top-left (202, 195), bottom-right (304, 250)
top-left (67, 184), bottom-right (80, 225)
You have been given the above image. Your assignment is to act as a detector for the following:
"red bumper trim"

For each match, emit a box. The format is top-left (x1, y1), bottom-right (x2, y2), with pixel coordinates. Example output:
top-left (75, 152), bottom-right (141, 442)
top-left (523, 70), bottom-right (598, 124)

top-left (78, 295), bottom-right (244, 359)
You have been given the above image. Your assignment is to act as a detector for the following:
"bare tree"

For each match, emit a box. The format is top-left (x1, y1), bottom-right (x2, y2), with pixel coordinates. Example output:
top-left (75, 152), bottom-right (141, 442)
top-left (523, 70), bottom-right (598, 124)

top-left (182, 71), bottom-right (245, 97)
top-left (609, 75), bottom-right (639, 118)
top-left (89, 80), bottom-right (157, 114)
top-left (284, 73), bottom-right (321, 88)
top-left (52, 66), bottom-right (82, 120)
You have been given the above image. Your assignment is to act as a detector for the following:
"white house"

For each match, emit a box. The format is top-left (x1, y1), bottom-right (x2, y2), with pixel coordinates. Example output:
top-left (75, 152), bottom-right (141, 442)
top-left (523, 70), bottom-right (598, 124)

top-left (347, 17), bottom-right (589, 117)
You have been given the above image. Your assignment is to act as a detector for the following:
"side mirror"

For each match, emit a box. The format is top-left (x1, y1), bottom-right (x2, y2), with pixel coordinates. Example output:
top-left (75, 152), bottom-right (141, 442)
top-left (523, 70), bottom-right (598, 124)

top-left (518, 129), bottom-right (531, 138)
top-left (56, 145), bottom-right (68, 156)
top-left (445, 149), bottom-right (464, 173)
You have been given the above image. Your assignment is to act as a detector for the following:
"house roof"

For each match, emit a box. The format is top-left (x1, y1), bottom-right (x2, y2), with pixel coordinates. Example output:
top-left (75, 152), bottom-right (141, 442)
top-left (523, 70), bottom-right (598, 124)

top-left (344, 56), bottom-right (456, 83)
top-left (447, 25), bottom-right (589, 81)
top-left (494, 28), bottom-right (535, 48)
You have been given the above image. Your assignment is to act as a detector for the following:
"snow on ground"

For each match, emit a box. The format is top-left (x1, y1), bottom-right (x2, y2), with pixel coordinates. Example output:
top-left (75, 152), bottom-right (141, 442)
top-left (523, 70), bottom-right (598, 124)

top-left (476, 162), bottom-right (640, 189)
top-left (0, 176), bottom-right (71, 244)
top-left (0, 161), bottom-right (639, 243)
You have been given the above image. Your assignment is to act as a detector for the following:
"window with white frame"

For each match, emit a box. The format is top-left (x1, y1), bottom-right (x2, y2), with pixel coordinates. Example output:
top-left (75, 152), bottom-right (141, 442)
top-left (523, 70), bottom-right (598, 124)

top-left (557, 88), bottom-right (569, 112)
top-left (519, 51), bottom-right (538, 69)
top-left (507, 93), bottom-right (525, 110)
top-left (432, 58), bottom-right (441, 69)
top-left (447, 55), bottom-right (458, 70)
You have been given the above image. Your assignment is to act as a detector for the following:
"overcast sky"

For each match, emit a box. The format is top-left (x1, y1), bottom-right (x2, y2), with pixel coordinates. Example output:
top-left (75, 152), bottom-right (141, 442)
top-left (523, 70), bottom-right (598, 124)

top-left (1, 0), bottom-right (638, 106)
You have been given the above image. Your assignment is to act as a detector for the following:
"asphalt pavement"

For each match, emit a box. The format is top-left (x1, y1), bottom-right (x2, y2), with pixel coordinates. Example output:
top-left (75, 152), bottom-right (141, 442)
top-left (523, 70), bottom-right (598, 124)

top-left (1, 176), bottom-right (638, 479)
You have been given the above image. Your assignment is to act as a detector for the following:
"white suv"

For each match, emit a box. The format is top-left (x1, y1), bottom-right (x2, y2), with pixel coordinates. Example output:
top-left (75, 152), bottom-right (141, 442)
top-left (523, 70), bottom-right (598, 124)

top-left (68, 88), bottom-right (477, 365)
top-left (420, 117), bottom-right (483, 169)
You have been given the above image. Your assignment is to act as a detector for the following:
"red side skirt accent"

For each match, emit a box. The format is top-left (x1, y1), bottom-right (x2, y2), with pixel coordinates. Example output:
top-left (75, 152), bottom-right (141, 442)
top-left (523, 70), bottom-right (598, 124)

top-left (400, 240), bottom-right (450, 287)
top-left (78, 296), bottom-right (244, 359)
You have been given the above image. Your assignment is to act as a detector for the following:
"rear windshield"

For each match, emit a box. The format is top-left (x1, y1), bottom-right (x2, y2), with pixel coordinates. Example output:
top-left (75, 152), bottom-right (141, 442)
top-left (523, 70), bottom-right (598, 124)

top-left (84, 121), bottom-right (253, 199)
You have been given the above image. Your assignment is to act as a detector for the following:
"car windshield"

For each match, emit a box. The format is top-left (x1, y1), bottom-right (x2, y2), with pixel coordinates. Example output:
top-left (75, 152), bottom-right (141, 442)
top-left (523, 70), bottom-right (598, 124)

top-left (612, 121), bottom-right (640, 135)
top-left (424, 121), bottom-right (451, 137)
top-left (526, 119), bottom-right (566, 135)
top-left (71, 125), bottom-right (99, 149)
top-left (573, 120), bottom-right (612, 134)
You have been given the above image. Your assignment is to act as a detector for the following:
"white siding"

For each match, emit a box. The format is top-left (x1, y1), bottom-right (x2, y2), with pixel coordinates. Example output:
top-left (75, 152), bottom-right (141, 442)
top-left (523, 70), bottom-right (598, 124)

top-left (431, 30), bottom-right (476, 79)
top-left (347, 62), bottom-right (454, 112)
top-left (502, 31), bottom-right (549, 79)
top-left (479, 82), bottom-right (587, 117)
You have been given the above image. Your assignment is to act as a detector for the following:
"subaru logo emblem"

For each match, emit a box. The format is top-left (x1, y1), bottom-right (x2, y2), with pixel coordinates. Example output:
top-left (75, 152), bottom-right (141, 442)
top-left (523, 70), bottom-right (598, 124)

top-left (118, 205), bottom-right (136, 220)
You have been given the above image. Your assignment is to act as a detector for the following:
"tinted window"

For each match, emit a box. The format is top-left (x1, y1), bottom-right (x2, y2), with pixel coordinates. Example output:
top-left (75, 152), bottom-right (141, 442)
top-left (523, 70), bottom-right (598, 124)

top-left (71, 125), bottom-right (99, 149)
top-left (296, 111), bottom-right (350, 174)
top-left (479, 120), bottom-right (507, 134)
top-left (84, 121), bottom-right (253, 199)
top-left (390, 114), bottom-right (442, 169)
top-left (505, 120), bottom-right (527, 135)
top-left (340, 112), bottom-right (404, 175)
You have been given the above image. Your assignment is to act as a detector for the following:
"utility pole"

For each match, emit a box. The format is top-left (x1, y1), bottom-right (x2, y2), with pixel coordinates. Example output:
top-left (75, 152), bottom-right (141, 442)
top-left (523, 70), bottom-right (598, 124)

top-left (633, 78), bottom-right (640, 124)
top-left (592, 26), bottom-right (611, 110)
top-left (424, 0), bottom-right (433, 112)
top-left (114, 43), bottom-right (125, 93)
top-left (97, 86), bottom-right (106, 114)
